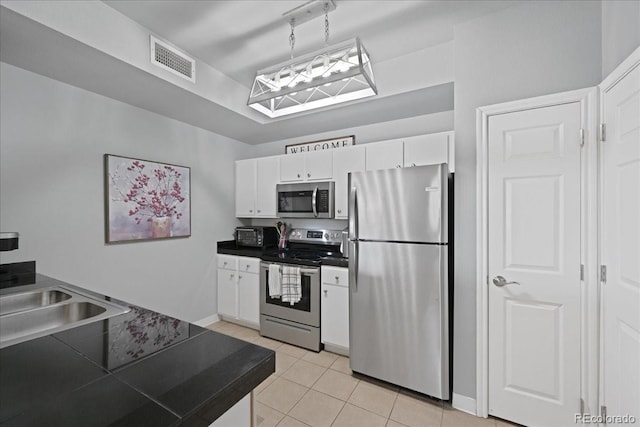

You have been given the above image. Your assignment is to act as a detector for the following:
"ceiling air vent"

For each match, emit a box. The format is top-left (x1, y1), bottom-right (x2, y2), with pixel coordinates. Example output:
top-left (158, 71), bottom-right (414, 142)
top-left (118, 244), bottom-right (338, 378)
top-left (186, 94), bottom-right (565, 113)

top-left (150, 35), bottom-right (196, 83)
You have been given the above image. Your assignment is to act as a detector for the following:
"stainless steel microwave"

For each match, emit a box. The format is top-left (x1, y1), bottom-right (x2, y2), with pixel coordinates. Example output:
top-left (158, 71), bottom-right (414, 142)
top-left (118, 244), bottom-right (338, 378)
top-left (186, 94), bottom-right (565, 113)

top-left (276, 182), bottom-right (335, 218)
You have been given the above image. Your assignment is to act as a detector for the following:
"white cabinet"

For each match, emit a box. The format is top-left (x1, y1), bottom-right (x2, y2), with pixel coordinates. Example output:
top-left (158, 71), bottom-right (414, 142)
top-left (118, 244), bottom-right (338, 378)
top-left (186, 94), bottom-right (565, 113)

top-left (365, 132), bottom-right (454, 172)
top-left (333, 147), bottom-right (366, 219)
top-left (365, 139), bottom-right (404, 171)
top-left (403, 131), bottom-right (454, 171)
top-left (305, 150), bottom-right (333, 180)
top-left (235, 159), bottom-right (257, 217)
top-left (280, 151), bottom-right (332, 182)
top-left (235, 157), bottom-right (279, 218)
top-left (256, 156), bottom-right (279, 217)
top-left (321, 266), bottom-right (349, 354)
top-left (217, 255), bottom-right (261, 329)
top-left (217, 269), bottom-right (238, 318)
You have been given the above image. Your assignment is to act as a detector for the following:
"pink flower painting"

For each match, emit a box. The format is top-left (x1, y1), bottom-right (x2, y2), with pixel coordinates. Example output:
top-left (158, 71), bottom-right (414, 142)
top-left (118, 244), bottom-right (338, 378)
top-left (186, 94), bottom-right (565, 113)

top-left (105, 154), bottom-right (191, 242)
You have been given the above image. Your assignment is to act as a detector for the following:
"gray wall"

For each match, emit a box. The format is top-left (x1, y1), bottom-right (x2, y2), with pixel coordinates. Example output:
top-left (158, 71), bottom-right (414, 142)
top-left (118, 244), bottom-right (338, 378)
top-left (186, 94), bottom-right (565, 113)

top-left (602, 0), bottom-right (640, 78)
top-left (0, 63), bottom-right (248, 323)
top-left (452, 0), bottom-right (602, 398)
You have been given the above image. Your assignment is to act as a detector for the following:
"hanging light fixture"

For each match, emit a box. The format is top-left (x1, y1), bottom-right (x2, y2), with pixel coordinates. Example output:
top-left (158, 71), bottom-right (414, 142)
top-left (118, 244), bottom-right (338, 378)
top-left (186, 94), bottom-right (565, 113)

top-left (247, 0), bottom-right (377, 118)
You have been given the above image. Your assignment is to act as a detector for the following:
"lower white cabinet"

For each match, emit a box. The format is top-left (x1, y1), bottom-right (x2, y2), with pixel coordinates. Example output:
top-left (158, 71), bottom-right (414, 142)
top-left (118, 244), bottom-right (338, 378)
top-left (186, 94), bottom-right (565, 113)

top-left (217, 255), bottom-right (260, 328)
top-left (321, 266), bottom-right (349, 354)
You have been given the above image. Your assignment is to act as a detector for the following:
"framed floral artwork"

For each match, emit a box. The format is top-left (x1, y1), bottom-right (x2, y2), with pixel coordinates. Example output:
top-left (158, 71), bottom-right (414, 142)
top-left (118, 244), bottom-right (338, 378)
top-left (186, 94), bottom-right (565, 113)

top-left (104, 154), bottom-right (191, 243)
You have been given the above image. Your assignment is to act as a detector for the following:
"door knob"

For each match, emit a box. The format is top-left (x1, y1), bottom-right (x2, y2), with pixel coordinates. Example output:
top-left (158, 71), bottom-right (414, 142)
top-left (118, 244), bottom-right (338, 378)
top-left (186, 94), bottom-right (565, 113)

top-left (492, 275), bottom-right (520, 287)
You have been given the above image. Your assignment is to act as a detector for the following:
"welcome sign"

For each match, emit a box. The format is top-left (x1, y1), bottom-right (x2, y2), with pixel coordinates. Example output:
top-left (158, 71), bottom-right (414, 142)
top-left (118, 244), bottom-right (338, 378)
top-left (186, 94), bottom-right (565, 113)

top-left (285, 135), bottom-right (355, 154)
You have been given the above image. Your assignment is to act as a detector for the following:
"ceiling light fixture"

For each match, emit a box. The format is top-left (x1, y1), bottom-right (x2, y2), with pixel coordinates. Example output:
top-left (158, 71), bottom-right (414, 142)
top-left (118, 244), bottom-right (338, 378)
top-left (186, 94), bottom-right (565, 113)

top-left (247, 0), bottom-right (377, 118)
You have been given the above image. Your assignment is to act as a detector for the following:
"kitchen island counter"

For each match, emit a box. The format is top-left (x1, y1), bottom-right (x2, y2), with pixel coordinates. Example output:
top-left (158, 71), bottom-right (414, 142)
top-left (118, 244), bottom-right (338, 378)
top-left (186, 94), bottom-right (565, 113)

top-left (0, 274), bottom-right (275, 426)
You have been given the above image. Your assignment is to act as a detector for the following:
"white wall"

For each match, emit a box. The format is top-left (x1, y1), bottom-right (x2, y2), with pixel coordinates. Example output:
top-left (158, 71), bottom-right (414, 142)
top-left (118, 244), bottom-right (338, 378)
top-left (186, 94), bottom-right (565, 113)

top-left (602, 0), bottom-right (640, 78)
top-left (0, 63), bottom-right (248, 323)
top-left (453, 0), bottom-right (602, 399)
top-left (247, 110), bottom-right (454, 159)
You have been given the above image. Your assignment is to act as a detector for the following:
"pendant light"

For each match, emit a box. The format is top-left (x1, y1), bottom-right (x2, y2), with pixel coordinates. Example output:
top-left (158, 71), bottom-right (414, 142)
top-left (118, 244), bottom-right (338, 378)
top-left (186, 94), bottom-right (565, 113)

top-left (247, 0), bottom-right (377, 118)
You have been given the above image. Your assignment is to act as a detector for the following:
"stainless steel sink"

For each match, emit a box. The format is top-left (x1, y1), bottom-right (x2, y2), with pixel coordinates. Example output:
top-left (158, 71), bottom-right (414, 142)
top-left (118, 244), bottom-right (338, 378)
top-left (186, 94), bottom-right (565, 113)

top-left (0, 289), bottom-right (72, 315)
top-left (0, 286), bottom-right (130, 348)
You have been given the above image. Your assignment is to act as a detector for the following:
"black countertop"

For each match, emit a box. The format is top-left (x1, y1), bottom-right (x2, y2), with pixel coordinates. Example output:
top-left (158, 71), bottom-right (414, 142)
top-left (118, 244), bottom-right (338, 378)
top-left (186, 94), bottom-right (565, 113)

top-left (0, 274), bottom-right (275, 427)
top-left (217, 241), bottom-right (349, 268)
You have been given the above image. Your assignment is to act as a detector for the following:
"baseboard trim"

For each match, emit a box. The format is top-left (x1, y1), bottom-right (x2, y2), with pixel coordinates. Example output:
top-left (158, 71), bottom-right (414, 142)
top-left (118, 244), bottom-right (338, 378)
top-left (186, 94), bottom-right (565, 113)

top-left (193, 313), bottom-right (220, 327)
top-left (452, 393), bottom-right (476, 416)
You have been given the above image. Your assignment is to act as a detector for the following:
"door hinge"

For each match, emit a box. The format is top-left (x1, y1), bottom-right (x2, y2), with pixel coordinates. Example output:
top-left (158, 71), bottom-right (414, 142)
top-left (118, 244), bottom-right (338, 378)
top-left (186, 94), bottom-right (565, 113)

top-left (580, 128), bottom-right (585, 147)
top-left (600, 123), bottom-right (606, 142)
top-left (601, 265), bottom-right (607, 283)
top-left (601, 405), bottom-right (607, 423)
top-left (580, 264), bottom-right (584, 281)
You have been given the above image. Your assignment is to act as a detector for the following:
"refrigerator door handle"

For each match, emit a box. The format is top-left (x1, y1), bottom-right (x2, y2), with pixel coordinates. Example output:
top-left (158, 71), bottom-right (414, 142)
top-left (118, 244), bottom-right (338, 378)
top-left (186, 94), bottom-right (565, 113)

top-left (349, 186), bottom-right (358, 240)
top-left (349, 240), bottom-right (358, 291)
top-left (312, 185), bottom-right (318, 217)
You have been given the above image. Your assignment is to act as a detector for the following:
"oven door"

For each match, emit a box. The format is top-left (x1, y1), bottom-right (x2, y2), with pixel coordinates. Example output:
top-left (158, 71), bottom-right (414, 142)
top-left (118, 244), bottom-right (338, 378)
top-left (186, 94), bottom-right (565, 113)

top-left (276, 182), bottom-right (334, 218)
top-left (260, 262), bottom-right (320, 328)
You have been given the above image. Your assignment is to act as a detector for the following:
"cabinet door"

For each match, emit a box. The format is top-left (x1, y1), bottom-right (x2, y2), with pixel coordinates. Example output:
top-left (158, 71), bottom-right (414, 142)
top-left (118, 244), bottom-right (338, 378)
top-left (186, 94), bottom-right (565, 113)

top-left (217, 268), bottom-right (237, 318)
top-left (403, 133), bottom-right (449, 168)
top-left (305, 150), bottom-right (333, 180)
top-left (333, 147), bottom-right (366, 219)
top-left (235, 159), bottom-right (257, 217)
top-left (321, 283), bottom-right (349, 349)
top-left (237, 272), bottom-right (260, 327)
top-left (365, 140), bottom-right (403, 171)
top-left (280, 154), bottom-right (305, 182)
top-left (256, 156), bottom-right (279, 217)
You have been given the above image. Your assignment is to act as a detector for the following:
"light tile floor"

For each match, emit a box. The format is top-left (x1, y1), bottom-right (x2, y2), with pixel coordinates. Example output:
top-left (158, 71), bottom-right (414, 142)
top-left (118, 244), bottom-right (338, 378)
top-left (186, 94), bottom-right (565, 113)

top-left (207, 321), bottom-right (514, 427)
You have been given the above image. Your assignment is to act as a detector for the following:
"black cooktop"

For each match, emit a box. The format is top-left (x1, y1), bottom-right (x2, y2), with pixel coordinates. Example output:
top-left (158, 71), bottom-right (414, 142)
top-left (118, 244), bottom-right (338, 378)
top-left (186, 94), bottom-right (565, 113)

top-left (260, 243), bottom-right (346, 267)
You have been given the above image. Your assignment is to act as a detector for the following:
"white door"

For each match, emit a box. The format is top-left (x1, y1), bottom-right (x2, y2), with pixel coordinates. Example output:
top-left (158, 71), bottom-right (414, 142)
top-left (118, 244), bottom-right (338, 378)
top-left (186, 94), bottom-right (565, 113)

top-left (403, 133), bottom-right (449, 168)
top-left (333, 146), bottom-right (365, 219)
top-left (365, 140), bottom-right (403, 171)
top-left (256, 156), bottom-right (279, 217)
top-left (305, 150), bottom-right (333, 180)
top-left (235, 159), bottom-right (256, 217)
top-left (487, 102), bottom-right (582, 426)
top-left (217, 269), bottom-right (238, 318)
top-left (601, 62), bottom-right (640, 422)
top-left (237, 272), bottom-right (260, 326)
top-left (280, 154), bottom-right (304, 182)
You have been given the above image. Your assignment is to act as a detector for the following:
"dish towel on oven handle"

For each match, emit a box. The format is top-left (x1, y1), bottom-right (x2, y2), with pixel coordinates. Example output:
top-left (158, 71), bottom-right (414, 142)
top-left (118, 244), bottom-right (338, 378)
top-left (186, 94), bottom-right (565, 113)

top-left (281, 266), bottom-right (302, 305)
top-left (268, 264), bottom-right (282, 298)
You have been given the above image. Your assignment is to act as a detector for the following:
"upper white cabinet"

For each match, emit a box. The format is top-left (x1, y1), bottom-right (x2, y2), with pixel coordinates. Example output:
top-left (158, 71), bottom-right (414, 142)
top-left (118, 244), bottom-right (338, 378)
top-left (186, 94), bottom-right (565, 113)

top-left (333, 146), bottom-right (366, 219)
top-left (235, 159), bottom-right (257, 217)
top-left (255, 156), bottom-right (279, 217)
top-left (365, 140), bottom-right (404, 171)
top-left (280, 150), bottom-right (332, 182)
top-left (403, 132), bottom-right (453, 170)
top-left (365, 131), bottom-right (454, 172)
top-left (236, 156), bottom-right (280, 218)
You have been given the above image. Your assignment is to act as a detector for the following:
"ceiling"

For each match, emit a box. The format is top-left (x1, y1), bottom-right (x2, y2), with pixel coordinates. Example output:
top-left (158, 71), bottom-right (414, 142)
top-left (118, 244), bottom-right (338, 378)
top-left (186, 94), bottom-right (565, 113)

top-left (104, 0), bottom-right (515, 89)
top-left (0, 1), bottom-right (518, 143)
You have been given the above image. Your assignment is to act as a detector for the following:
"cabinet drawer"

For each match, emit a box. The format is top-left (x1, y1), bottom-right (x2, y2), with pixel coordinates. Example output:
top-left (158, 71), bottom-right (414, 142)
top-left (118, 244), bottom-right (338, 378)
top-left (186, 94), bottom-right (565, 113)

top-left (237, 257), bottom-right (261, 274)
top-left (217, 254), bottom-right (237, 271)
top-left (321, 266), bottom-right (348, 288)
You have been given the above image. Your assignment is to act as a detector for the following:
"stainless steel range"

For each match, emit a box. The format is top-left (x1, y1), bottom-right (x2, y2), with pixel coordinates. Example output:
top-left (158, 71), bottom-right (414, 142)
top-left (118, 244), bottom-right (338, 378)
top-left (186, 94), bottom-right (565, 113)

top-left (259, 229), bottom-right (345, 352)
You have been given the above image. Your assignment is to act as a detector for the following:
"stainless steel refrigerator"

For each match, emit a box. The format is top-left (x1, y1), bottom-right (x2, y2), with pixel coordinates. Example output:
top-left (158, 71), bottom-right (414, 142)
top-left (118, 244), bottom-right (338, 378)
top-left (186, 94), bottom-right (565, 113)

top-left (348, 163), bottom-right (450, 399)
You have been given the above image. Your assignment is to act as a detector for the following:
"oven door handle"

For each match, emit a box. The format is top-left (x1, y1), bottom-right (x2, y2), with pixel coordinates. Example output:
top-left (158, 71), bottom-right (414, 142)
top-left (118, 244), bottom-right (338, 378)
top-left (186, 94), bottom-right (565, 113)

top-left (312, 185), bottom-right (318, 217)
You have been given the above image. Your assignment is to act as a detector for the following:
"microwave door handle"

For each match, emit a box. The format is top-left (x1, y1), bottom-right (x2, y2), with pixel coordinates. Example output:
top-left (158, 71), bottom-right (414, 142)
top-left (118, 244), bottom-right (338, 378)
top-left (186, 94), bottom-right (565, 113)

top-left (312, 185), bottom-right (318, 217)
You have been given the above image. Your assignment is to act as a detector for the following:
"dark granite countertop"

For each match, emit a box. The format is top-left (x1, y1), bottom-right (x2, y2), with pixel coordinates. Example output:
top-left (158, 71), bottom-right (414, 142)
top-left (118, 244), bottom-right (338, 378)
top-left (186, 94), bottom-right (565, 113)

top-left (217, 240), bottom-right (349, 268)
top-left (0, 274), bottom-right (275, 427)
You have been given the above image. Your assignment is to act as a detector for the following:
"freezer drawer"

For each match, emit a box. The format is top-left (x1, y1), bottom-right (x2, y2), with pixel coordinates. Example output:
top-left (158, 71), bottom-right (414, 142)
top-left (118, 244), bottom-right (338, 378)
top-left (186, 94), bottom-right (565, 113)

top-left (348, 164), bottom-right (447, 244)
top-left (349, 241), bottom-right (449, 399)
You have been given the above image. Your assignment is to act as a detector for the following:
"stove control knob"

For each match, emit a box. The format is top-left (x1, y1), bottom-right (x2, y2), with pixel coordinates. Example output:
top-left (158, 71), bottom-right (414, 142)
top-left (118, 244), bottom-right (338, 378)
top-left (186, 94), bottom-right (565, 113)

top-left (324, 233), bottom-right (329, 239)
